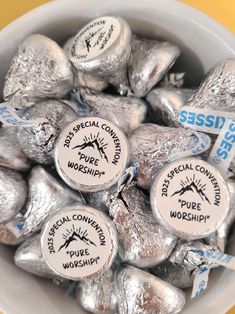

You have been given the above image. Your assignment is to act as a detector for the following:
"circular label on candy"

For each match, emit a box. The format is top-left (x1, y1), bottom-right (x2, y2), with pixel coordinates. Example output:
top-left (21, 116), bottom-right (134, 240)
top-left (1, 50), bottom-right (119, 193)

top-left (70, 16), bottom-right (121, 62)
top-left (151, 158), bottom-right (230, 239)
top-left (41, 205), bottom-right (118, 280)
top-left (55, 117), bottom-right (129, 192)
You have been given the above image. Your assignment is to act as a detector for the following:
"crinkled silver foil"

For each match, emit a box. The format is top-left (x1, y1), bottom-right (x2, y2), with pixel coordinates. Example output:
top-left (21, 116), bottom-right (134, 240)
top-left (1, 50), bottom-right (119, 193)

top-left (77, 269), bottom-right (118, 314)
top-left (207, 178), bottom-right (235, 251)
top-left (11, 166), bottom-right (83, 238)
top-left (74, 88), bottom-right (147, 134)
top-left (4, 34), bottom-right (74, 109)
top-left (129, 124), bottom-right (211, 189)
top-left (116, 266), bottom-right (186, 314)
top-left (63, 36), bottom-right (108, 92)
top-left (187, 58), bottom-right (235, 111)
top-left (108, 183), bottom-right (177, 268)
top-left (0, 127), bottom-right (31, 171)
top-left (66, 17), bottom-right (132, 94)
top-left (17, 100), bottom-right (78, 164)
top-left (128, 35), bottom-right (180, 97)
top-left (83, 185), bottom-right (117, 213)
top-left (14, 233), bottom-right (58, 278)
top-left (147, 88), bottom-right (194, 126)
top-left (169, 240), bottom-right (220, 271)
top-left (150, 261), bottom-right (193, 289)
top-left (0, 166), bottom-right (27, 224)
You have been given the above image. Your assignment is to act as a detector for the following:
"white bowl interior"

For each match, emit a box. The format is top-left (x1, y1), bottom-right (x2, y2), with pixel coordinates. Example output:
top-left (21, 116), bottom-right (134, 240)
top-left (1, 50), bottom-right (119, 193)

top-left (0, 0), bottom-right (235, 313)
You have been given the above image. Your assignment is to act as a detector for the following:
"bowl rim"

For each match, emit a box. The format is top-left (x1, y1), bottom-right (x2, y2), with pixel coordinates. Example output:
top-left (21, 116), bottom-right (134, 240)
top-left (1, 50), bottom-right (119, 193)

top-left (0, 0), bottom-right (234, 54)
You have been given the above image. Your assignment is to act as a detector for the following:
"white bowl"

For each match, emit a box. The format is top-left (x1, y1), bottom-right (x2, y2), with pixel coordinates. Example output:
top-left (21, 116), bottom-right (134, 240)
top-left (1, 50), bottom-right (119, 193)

top-left (0, 0), bottom-right (235, 313)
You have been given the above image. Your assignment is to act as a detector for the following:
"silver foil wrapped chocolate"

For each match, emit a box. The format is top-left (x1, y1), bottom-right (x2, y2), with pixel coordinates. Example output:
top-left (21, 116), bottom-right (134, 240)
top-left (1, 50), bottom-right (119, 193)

top-left (67, 16), bottom-right (132, 93)
top-left (14, 234), bottom-right (58, 278)
top-left (108, 183), bottom-right (177, 268)
top-left (129, 124), bottom-right (211, 189)
top-left (147, 88), bottom-right (194, 126)
top-left (187, 58), bottom-right (235, 111)
top-left (0, 166), bottom-right (27, 224)
top-left (41, 205), bottom-right (118, 281)
top-left (207, 178), bottom-right (235, 251)
top-left (150, 261), bottom-right (193, 289)
top-left (128, 35), bottom-right (180, 97)
top-left (169, 240), bottom-right (219, 271)
top-left (7, 166), bottom-right (83, 238)
top-left (63, 36), bottom-right (108, 92)
top-left (116, 266), bottom-right (186, 314)
top-left (74, 88), bottom-right (147, 134)
top-left (76, 269), bottom-right (117, 314)
top-left (0, 127), bottom-right (31, 171)
top-left (4, 34), bottom-right (74, 109)
top-left (17, 99), bottom-right (78, 164)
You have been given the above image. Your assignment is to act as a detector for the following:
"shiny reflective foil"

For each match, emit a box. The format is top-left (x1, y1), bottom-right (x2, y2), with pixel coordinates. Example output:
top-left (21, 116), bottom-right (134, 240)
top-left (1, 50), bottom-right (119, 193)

top-left (0, 127), bottom-right (31, 171)
top-left (4, 34), bottom-right (74, 109)
top-left (108, 183), bottom-right (177, 268)
top-left (74, 88), bottom-right (147, 134)
top-left (63, 36), bottom-right (108, 92)
top-left (0, 166), bottom-right (27, 224)
top-left (188, 58), bottom-right (235, 111)
top-left (9, 166), bottom-right (83, 238)
top-left (169, 240), bottom-right (220, 271)
top-left (17, 100), bottom-right (78, 164)
top-left (116, 266), bottom-right (186, 314)
top-left (147, 88), bottom-right (194, 126)
top-left (14, 233), bottom-right (58, 278)
top-left (128, 35), bottom-right (180, 97)
top-left (76, 268), bottom-right (117, 314)
top-left (129, 124), bottom-right (211, 189)
top-left (207, 178), bottom-right (235, 251)
top-left (150, 261), bottom-right (193, 289)
top-left (67, 16), bottom-right (132, 94)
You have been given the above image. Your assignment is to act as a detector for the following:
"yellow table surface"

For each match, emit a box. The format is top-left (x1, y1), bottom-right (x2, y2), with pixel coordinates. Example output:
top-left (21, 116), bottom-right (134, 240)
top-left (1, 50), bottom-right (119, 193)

top-left (0, 0), bottom-right (234, 313)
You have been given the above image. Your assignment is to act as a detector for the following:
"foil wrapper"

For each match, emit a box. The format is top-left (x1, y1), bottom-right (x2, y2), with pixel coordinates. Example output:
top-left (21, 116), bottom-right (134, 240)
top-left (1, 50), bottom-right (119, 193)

top-left (0, 127), bottom-right (31, 171)
top-left (0, 166), bottom-right (27, 224)
top-left (169, 240), bottom-right (220, 271)
top-left (9, 166), bottom-right (83, 238)
top-left (147, 88), bottom-right (194, 126)
top-left (66, 17), bottom-right (132, 94)
top-left (108, 183), bottom-right (177, 268)
top-left (14, 234), bottom-right (58, 278)
top-left (0, 216), bottom-right (26, 245)
top-left (63, 36), bottom-right (108, 92)
top-left (17, 100), bottom-right (78, 164)
top-left (150, 261), bottom-right (193, 289)
top-left (129, 124), bottom-right (211, 189)
top-left (83, 185), bottom-right (116, 213)
top-left (4, 34), bottom-right (74, 109)
top-left (76, 268), bottom-right (118, 314)
top-left (116, 266), bottom-right (186, 314)
top-left (128, 35), bottom-right (180, 97)
top-left (187, 58), bottom-right (235, 111)
top-left (207, 178), bottom-right (235, 251)
top-left (74, 88), bottom-right (147, 134)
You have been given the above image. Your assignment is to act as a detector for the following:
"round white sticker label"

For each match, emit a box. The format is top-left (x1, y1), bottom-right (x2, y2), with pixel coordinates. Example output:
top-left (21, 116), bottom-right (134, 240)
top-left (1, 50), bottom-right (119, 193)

top-left (41, 206), bottom-right (118, 280)
top-left (151, 158), bottom-right (230, 239)
top-left (55, 117), bottom-right (129, 192)
top-left (70, 16), bottom-right (121, 62)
